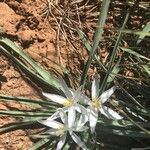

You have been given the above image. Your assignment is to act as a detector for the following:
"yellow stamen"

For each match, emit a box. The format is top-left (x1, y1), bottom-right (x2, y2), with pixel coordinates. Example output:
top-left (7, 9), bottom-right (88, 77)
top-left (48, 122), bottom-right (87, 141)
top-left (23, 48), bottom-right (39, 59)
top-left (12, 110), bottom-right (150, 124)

top-left (63, 99), bottom-right (75, 107)
top-left (56, 125), bottom-right (65, 137)
top-left (92, 98), bottom-right (101, 109)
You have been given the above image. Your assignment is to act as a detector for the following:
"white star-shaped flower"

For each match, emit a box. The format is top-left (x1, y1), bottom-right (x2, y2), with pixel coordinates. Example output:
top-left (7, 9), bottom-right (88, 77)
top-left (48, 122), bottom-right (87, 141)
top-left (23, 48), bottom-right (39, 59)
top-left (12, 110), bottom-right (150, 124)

top-left (38, 110), bottom-right (88, 150)
top-left (42, 78), bottom-right (87, 128)
top-left (86, 76), bottom-right (123, 133)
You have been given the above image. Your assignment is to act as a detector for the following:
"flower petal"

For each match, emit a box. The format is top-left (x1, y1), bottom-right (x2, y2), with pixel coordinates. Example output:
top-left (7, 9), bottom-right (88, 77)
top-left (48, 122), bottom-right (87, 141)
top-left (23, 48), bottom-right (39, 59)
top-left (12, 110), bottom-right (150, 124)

top-left (46, 128), bottom-right (59, 135)
top-left (70, 89), bottom-right (91, 105)
top-left (72, 87), bottom-right (82, 103)
top-left (47, 110), bottom-right (60, 121)
top-left (68, 107), bottom-right (76, 128)
top-left (59, 77), bottom-right (72, 99)
top-left (87, 106), bottom-right (98, 133)
top-left (39, 120), bottom-right (63, 129)
top-left (99, 86), bottom-right (116, 104)
top-left (75, 104), bottom-right (88, 115)
top-left (100, 106), bottom-right (123, 119)
top-left (59, 110), bottom-right (68, 125)
top-left (56, 134), bottom-right (67, 150)
top-left (76, 114), bottom-right (88, 132)
top-left (92, 76), bottom-right (99, 100)
top-left (70, 132), bottom-right (88, 150)
top-left (42, 92), bottom-right (66, 105)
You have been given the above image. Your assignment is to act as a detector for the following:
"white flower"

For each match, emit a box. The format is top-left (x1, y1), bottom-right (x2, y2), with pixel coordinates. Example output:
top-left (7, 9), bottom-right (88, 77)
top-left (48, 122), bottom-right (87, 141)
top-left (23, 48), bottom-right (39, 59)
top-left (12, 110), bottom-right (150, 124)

top-left (86, 76), bottom-right (123, 133)
top-left (42, 78), bottom-right (87, 128)
top-left (38, 110), bottom-right (88, 150)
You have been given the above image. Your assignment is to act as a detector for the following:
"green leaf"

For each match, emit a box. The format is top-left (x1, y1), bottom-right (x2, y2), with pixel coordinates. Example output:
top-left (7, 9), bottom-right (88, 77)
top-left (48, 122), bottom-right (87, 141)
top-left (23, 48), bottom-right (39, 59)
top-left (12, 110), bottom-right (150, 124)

top-left (77, 29), bottom-right (106, 71)
top-left (121, 47), bottom-right (150, 61)
top-left (107, 59), bottom-right (121, 83)
top-left (0, 121), bottom-right (35, 133)
top-left (136, 58), bottom-right (150, 75)
top-left (0, 45), bottom-right (60, 91)
top-left (29, 138), bottom-right (50, 150)
top-left (120, 29), bottom-right (150, 36)
top-left (0, 38), bottom-right (63, 91)
top-left (80, 0), bottom-right (111, 86)
top-left (97, 127), bottom-right (150, 138)
top-left (98, 118), bottom-right (150, 129)
top-left (0, 110), bottom-right (55, 117)
top-left (136, 22), bottom-right (150, 45)
top-left (0, 94), bottom-right (58, 109)
top-left (99, 5), bottom-right (131, 94)
top-left (115, 100), bottom-right (150, 117)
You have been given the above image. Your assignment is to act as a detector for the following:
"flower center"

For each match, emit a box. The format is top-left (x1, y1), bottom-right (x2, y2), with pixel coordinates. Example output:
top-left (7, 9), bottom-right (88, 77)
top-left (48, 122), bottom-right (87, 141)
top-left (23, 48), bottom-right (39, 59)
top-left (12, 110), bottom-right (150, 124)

top-left (63, 99), bottom-right (75, 107)
top-left (56, 125), bottom-right (65, 137)
top-left (92, 98), bottom-right (101, 109)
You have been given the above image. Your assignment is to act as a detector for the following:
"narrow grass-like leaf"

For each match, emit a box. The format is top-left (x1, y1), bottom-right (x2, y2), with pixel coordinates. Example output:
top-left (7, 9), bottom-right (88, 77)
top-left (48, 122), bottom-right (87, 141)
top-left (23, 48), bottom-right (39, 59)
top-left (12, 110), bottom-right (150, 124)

top-left (0, 38), bottom-right (62, 91)
top-left (0, 110), bottom-right (55, 117)
top-left (120, 29), bottom-right (150, 36)
top-left (107, 59), bottom-right (121, 83)
top-left (0, 94), bottom-right (58, 108)
top-left (63, 142), bottom-right (71, 150)
top-left (121, 47), bottom-right (150, 61)
top-left (114, 99), bottom-right (150, 117)
top-left (77, 29), bottom-right (106, 71)
top-left (97, 127), bottom-right (150, 138)
top-left (110, 101), bottom-right (150, 135)
top-left (131, 147), bottom-right (150, 150)
top-left (100, 6), bottom-right (131, 94)
top-left (0, 121), bottom-right (35, 133)
top-left (136, 22), bottom-right (150, 45)
top-left (0, 45), bottom-right (62, 91)
top-left (118, 84), bottom-right (146, 109)
top-left (21, 116), bottom-right (48, 122)
top-left (96, 141), bottom-right (129, 150)
top-left (142, 64), bottom-right (150, 75)
top-left (136, 58), bottom-right (150, 75)
top-left (80, 0), bottom-right (111, 86)
top-left (98, 118), bottom-right (150, 129)
top-left (29, 138), bottom-right (50, 150)
top-left (0, 38), bottom-right (55, 82)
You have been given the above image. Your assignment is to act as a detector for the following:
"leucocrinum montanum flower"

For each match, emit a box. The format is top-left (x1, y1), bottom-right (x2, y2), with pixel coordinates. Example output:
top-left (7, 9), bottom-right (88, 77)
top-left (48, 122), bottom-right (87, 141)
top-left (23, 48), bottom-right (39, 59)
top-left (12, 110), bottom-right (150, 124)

top-left (84, 76), bottom-right (123, 133)
top-left (42, 78), bottom-right (87, 128)
top-left (38, 109), bottom-right (89, 150)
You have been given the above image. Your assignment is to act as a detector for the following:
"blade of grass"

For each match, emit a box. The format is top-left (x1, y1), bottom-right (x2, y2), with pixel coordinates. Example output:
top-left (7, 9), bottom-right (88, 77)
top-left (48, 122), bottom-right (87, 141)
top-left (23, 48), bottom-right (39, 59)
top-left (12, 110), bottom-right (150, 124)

top-left (80, 0), bottom-right (111, 86)
top-left (77, 29), bottom-right (106, 71)
top-left (118, 83), bottom-right (146, 109)
top-left (99, 4), bottom-right (132, 94)
top-left (0, 110), bottom-right (55, 117)
top-left (77, 29), bottom-right (121, 84)
top-left (97, 127), bottom-right (150, 138)
top-left (121, 47), bottom-right (150, 61)
top-left (98, 118), bottom-right (150, 128)
top-left (0, 38), bottom-right (63, 91)
top-left (0, 37), bottom-right (54, 81)
top-left (0, 45), bottom-right (62, 91)
top-left (120, 29), bottom-right (150, 36)
top-left (0, 94), bottom-right (58, 108)
top-left (29, 138), bottom-right (51, 150)
top-left (136, 57), bottom-right (150, 75)
top-left (0, 121), bottom-right (35, 133)
top-left (107, 58), bottom-right (121, 83)
top-left (21, 116), bottom-right (48, 122)
top-left (115, 100), bottom-right (150, 117)
top-left (136, 22), bottom-right (150, 45)
top-left (110, 101), bottom-right (150, 135)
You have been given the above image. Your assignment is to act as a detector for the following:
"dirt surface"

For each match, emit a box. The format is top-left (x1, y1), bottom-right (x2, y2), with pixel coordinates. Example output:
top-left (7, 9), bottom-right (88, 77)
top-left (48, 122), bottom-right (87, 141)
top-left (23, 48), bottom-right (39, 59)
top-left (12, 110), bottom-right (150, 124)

top-left (0, 0), bottom-right (149, 149)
